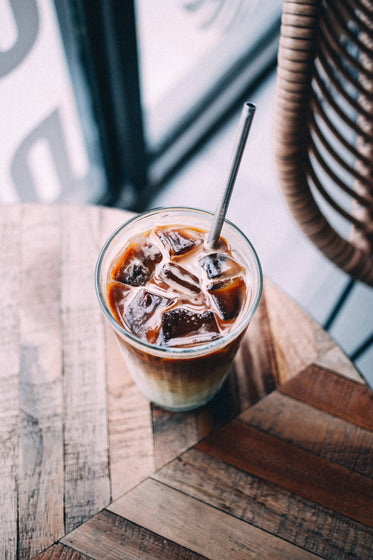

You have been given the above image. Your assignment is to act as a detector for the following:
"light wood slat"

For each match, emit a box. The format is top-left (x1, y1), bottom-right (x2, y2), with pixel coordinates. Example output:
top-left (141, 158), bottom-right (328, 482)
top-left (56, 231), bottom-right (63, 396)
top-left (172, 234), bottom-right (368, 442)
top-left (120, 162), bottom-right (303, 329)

top-left (278, 364), bottom-right (373, 431)
top-left (263, 280), bottom-right (363, 384)
top-left (0, 205), bottom-right (21, 559)
top-left (61, 206), bottom-right (110, 533)
top-left (107, 478), bottom-right (321, 560)
top-left (154, 448), bottom-right (373, 560)
top-left (105, 329), bottom-right (154, 500)
top-left (62, 509), bottom-right (209, 560)
top-left (18, 205), bottom-right (65, 559)
top-left (241, 390), bottom-right (373, 477)
top-left (196, 420), bottom-right (373, 527)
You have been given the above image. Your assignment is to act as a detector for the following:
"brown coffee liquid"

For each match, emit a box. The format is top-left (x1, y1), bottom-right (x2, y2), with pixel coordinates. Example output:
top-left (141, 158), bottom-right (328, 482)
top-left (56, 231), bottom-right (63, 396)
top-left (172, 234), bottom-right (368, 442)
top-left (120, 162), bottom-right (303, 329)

top-left (107, 225), bottom-right (249, 348)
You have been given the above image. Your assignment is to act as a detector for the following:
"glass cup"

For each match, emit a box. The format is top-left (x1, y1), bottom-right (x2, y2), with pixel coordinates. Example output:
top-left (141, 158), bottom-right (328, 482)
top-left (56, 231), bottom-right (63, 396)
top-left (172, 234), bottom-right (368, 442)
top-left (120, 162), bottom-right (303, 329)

top-left (95, 207), bottom-right (262, 411)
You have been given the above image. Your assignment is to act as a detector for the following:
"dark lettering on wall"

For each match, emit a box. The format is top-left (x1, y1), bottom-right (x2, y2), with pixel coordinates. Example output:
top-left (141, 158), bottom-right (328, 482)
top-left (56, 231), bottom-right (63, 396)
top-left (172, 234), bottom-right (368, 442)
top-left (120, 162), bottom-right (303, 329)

top-left (0, 0), bottom-right (39, 77)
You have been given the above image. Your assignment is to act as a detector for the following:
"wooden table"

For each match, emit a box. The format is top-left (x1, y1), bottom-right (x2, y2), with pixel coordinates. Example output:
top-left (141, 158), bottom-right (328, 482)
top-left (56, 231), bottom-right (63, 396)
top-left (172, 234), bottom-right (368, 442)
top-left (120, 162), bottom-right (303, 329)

top-left (1, 203), bottom-right (372, 560)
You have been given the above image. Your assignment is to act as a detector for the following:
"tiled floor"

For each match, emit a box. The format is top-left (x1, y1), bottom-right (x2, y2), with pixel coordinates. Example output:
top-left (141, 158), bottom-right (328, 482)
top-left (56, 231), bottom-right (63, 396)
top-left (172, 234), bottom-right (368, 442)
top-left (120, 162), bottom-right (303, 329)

top-left (146, 70), bottom-right (373, 388)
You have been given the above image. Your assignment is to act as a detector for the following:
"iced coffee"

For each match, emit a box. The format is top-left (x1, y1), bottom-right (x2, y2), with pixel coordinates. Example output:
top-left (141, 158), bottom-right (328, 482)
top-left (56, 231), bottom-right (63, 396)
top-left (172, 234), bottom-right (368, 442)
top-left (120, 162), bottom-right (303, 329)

top-left (96, 208), bottom-right (262, 411)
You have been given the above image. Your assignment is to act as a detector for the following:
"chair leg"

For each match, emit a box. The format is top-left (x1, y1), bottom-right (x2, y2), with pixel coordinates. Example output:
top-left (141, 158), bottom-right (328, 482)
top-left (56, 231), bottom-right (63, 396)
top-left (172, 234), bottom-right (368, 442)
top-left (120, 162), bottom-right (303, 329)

top-left (323, 278), bottom-right (355, 331)
top-left (322, 278), bottom-right (372, 380)
top-left (350, 333), bottom-right (373, 362)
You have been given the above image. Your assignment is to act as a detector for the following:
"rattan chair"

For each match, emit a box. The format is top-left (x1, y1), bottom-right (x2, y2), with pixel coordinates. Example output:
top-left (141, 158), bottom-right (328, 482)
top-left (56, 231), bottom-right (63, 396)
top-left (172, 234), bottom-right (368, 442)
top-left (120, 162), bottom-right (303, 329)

top-left (273, 0), bottom-right (373, 361)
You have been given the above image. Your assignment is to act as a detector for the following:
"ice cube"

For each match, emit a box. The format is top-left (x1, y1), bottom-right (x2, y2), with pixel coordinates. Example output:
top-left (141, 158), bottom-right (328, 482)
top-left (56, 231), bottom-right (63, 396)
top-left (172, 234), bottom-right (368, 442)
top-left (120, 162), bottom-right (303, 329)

top-left (156, 227), bottom-right (202, 257)
top-left (107, 280), bottom-right (131, 324)
top-left (161, 308), bottom-right (219, 346)
top-left (199, 253), bottom-right (244, 280)
top-left (208, 277), bottom-right (246, 321)
top-left (159, 262), bottom-right (201, 293)
top-left (124, 289), bottom-right (176, 343)
top-left (113, 238), bottom-right (163, 286)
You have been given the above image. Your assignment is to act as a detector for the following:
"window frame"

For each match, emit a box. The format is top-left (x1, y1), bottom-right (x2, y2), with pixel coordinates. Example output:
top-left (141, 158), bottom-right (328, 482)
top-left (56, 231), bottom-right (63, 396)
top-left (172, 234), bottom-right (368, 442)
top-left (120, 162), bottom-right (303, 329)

top-left (55, 0), bottom-right (281, 210)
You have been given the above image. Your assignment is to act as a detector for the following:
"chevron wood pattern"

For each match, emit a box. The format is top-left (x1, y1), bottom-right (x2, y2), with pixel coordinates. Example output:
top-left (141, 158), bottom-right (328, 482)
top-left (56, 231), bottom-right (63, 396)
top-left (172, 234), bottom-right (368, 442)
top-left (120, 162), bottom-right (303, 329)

top-left (0, 204), bottom-right (371, 560)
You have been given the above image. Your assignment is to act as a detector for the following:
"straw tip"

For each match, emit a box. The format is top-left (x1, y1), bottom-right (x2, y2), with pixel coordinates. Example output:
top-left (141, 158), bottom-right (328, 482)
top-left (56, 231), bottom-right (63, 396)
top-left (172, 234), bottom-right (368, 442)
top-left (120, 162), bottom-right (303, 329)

top-left (244, 101), bottom-right (256, 113)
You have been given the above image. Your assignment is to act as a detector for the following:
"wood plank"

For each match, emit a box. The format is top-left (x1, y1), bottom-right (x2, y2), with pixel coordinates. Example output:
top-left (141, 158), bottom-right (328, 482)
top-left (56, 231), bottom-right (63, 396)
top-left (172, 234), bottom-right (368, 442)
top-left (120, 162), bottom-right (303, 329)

top-left (154, 448), bottom-right (373, 560)
top-left (105, 327), bottom-right (154, 500)
top-left (151, 404), bottom-right (200, 470)
top-left (196, 419), bottom-right (373, 527)
top-left (18, 205), bottom-right (65, 559)
top-left (262, 280), bottom-right (364, 385)
top-left (263, 279), bottom-right (318, 383)
top-left (0, 205), bottom-right (21, 560)
top-left (62, 509), bottom-right (209, 560)
top-left (194, 365), bottom-right (241, 441)
top-left (278, 364), bottom-right (373, 431)
top-left (32, 542), bottom-right (92, 559)
top-left (108, 478), bottom-right (321, 559)
top-left (234, 293), bottom-right (279, 410)
top-left (61, 206), bottom-right (110, 533)
top-left (241, 390), bottom-right (373, 477)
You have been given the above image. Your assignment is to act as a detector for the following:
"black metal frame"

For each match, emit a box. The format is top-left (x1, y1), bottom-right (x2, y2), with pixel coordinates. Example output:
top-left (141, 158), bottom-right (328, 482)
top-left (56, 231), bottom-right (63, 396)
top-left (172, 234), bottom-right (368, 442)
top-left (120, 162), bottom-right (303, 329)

top-left (55, 0), bottom-right (147, 208)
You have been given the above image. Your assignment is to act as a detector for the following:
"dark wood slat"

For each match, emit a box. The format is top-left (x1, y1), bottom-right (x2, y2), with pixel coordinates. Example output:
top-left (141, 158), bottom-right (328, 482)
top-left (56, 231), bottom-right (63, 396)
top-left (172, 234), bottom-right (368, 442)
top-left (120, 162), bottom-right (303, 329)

top-left (33, 542), bottom-right (92, 559)
top-left (151, 405), bottom-right (200, 471)
top-left (196, 419), bottom-right (373, 527)
top-left (278, 364), bottom-right (373, 431)
top-left (241, 390), bottom-right (373, 477)
top-left (154, 448), bottom-right (373, 560)
top-left (197, 365), bottom-right (241, 435)
top-left (62, 509), bottom-right (209, 560)
top-left (233, 293), bottom-right (279, 409)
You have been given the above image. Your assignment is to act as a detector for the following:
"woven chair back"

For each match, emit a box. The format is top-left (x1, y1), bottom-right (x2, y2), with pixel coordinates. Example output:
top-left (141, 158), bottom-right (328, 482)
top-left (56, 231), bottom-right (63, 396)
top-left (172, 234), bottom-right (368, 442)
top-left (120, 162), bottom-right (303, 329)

top-left (274, 0), bottom-right (373, 286)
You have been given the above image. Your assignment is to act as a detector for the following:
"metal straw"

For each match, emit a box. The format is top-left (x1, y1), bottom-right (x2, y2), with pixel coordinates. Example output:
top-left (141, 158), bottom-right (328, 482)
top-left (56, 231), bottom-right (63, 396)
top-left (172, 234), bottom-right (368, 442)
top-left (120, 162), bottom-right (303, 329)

top-left (208, 101), bottom-right (256, 248)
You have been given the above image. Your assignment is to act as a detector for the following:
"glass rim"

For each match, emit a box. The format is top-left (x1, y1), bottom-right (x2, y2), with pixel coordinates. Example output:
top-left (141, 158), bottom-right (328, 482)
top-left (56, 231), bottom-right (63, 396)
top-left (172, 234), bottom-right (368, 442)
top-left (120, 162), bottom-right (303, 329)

top-left (95, 206), bottom-right (263, 357)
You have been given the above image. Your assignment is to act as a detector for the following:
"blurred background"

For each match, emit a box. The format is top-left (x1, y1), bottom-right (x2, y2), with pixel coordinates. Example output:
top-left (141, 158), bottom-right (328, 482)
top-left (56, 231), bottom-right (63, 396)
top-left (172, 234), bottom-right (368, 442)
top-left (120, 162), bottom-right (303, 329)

top-left (1, 0), bottom-right (372, 385)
